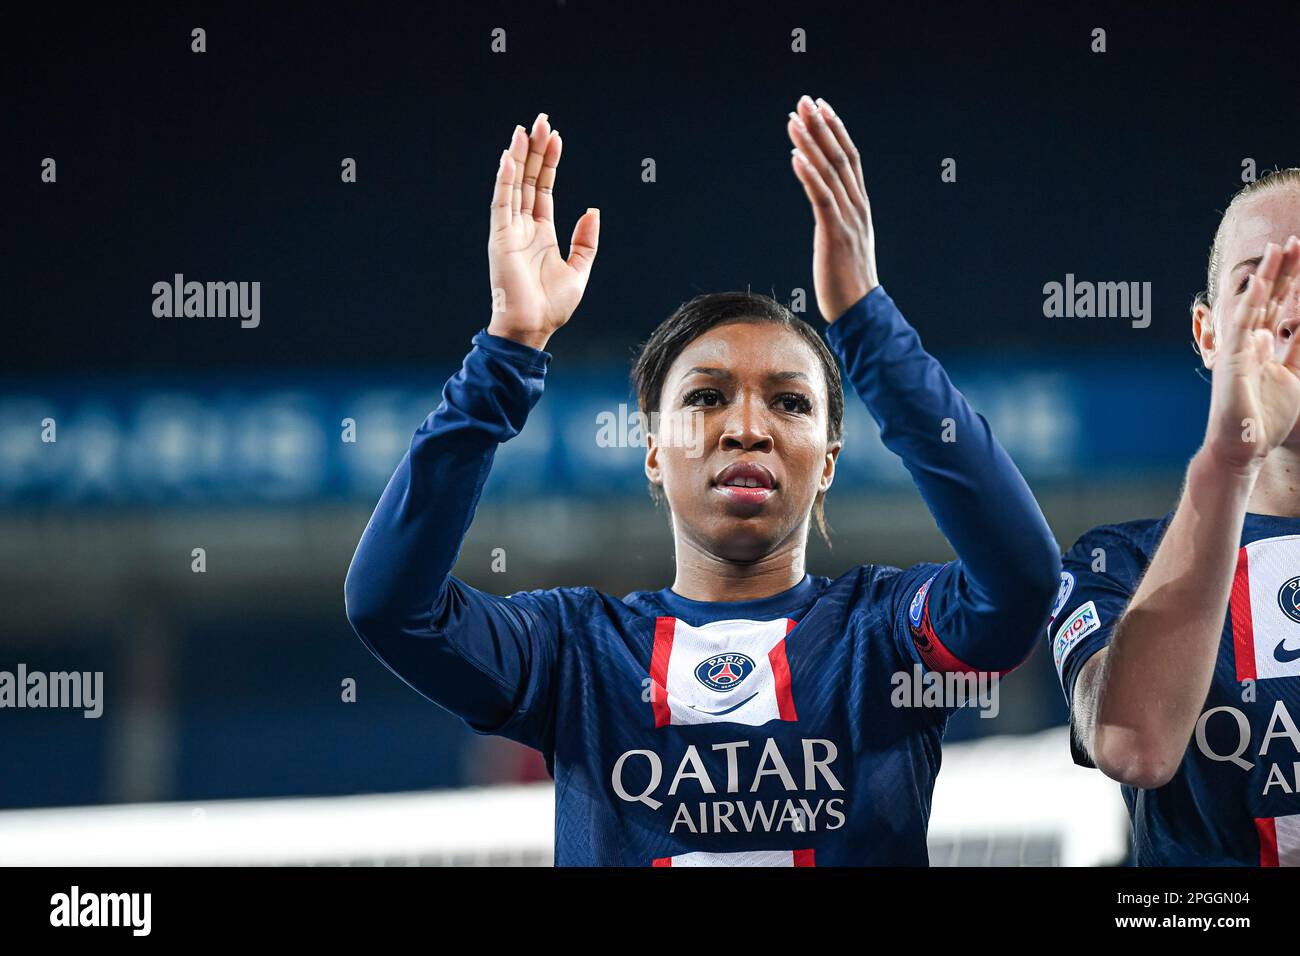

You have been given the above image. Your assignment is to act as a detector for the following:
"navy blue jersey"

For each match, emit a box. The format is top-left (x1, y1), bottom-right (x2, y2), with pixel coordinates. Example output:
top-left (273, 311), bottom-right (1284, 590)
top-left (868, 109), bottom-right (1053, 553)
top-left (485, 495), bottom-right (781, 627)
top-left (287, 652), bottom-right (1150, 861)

top-left (1053, 515), bottom-right (1300, 866)
top-left (346, 286), bottom-right (1060, 866)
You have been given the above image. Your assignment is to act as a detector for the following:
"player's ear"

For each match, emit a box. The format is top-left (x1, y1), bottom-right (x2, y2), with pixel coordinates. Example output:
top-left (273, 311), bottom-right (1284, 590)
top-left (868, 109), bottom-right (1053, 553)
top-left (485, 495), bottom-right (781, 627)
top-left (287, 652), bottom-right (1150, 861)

top-left (819, 440), bottom-right (842, 494)
top-left (644, 431), bottom-right (663, 488)
top-left (1192, 292), bottom-right (1216, 369)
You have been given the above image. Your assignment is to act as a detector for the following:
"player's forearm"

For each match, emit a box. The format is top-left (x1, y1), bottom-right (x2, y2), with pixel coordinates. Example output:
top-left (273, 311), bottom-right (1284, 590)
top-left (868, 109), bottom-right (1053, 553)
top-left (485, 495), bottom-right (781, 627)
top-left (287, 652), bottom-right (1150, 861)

top-left (344, 330), bottom-right (550, 634)
top-left (827, 286), bottom-right (1060, 643)
top-left (1092, 448), bottom-right (1255, 784)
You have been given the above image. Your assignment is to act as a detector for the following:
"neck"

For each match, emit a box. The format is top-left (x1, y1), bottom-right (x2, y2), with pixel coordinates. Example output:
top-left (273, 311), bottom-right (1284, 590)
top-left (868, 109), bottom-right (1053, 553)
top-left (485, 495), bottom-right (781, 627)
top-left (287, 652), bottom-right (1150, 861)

top-left (1247, 445), bottom-right (1300, 518)
top-left (670, 530), bottom-right (808, 603)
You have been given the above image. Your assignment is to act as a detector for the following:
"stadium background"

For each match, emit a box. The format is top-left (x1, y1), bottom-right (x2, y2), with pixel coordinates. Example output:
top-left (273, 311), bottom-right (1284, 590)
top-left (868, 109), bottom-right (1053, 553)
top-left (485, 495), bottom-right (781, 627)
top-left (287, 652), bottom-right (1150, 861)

top-left (5, 0), bottom-right (1299, 863)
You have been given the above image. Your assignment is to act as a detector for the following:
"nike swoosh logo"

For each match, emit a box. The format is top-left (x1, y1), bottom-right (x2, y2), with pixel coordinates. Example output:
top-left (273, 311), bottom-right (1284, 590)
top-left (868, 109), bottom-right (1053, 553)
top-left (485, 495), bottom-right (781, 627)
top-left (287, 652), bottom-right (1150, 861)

top-left (688, 693), bottom-right (759, 716)
top-left (1274, 639), bottom-right (1300, 664)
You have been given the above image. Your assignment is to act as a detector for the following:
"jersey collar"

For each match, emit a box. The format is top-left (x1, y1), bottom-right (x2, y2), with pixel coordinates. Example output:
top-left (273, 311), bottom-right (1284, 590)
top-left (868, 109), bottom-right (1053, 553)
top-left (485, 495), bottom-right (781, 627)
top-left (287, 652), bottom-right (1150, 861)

top-left (651, 573), bottom-right (820, 624)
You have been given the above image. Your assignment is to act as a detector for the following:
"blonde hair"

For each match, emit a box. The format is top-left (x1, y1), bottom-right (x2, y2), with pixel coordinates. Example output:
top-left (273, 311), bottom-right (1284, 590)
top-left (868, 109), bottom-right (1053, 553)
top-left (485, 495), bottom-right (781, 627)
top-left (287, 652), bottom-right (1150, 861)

top-left (1198, 167), bottom-right (1300, 312)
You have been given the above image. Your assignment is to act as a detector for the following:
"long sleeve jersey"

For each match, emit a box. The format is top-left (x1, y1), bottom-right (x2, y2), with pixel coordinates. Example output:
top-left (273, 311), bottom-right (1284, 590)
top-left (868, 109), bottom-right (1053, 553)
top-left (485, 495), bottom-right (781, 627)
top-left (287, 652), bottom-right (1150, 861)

top-left (1052, 515), bottom-right (1300, 866)
top-left (345, 286), bottom-right (1060, 865)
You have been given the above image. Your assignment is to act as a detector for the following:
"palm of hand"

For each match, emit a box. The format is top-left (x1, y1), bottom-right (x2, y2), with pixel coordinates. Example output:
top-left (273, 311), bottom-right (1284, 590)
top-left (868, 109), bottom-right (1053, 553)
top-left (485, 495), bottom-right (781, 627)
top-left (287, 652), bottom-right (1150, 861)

top-left (487, 115), bottom-right (599, 346)
top-left (1207, 238), bottom-right (1300, 468)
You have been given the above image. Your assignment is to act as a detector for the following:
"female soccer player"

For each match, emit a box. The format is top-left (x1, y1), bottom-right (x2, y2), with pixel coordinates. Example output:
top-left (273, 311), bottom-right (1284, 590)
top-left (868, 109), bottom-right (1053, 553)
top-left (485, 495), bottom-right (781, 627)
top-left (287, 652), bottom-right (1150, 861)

top-left (1050, 170), bottom-right (1300, 866)
top-left (345, 97), bottom-right (1061, 866)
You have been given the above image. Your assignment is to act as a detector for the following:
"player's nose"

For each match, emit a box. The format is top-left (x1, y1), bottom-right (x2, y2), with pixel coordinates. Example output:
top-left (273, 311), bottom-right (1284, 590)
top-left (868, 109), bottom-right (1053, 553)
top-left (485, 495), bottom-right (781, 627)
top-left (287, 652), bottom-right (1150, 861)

top-left (719, 395), bottom-right (773, 450)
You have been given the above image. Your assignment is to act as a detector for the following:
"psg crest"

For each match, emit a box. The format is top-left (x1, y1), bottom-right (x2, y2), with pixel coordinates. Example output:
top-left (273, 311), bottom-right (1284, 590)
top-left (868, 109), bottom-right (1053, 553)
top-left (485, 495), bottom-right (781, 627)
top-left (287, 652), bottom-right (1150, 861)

top-left (1278, 576), bottom-right (1300, 625)
top-left (695, 653), bottom-right (756, 692)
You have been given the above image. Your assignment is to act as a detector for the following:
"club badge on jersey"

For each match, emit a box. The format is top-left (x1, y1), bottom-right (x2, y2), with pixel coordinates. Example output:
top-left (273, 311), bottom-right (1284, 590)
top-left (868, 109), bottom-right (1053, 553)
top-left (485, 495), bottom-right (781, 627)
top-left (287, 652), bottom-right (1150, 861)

top-left (1230, 538), bottom-right (1300, 682)
top-left (650, 616), bottom-right (798, 727)
top-left (1050, 571), bottom-right (1075, 623)
top-left (906, 572), bottom-right (940, 661)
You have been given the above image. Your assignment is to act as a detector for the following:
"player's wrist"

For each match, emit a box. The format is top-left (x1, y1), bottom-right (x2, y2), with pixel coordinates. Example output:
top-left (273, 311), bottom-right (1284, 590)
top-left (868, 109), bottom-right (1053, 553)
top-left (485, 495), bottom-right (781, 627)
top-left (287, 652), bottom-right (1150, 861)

top-left (1188, 444), bottom-right (1260, 499)
top-left (823, 278), bottom-right (880, 325)
top-left (486, 321), bottom-right (552, 352)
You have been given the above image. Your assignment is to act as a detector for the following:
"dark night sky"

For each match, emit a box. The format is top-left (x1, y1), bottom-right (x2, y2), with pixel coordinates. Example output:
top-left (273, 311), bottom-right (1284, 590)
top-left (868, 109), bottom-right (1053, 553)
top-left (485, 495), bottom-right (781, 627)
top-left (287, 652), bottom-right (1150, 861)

top-left (10, 0), bottom-right (1300, 376)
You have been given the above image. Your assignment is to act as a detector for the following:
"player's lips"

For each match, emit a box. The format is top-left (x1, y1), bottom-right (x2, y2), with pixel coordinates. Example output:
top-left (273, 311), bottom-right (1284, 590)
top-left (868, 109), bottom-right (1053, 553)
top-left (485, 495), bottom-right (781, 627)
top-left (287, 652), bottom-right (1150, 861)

top-left (712, 461), bottom-right (777, 507)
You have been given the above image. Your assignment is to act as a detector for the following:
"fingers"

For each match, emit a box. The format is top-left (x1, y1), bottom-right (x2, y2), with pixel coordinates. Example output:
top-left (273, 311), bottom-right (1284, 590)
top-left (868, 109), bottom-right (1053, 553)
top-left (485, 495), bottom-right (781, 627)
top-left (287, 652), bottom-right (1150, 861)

top-left (789, 96), bottom-right (853, 218)
top-left (493, 116), bottom-right (562, 230)
top-left (491, 147), bottom-right (515, 235)
top-left (1244, 242), bottom-right (1284, 347)
top-left (508, 125), bottom-right (528, 219)
top-left (1223, 274), bottom-right (1267, 357)
top-left (567, 207), bottom-right (600, 280)
top-left (1254, 241), bottom-right (1285, 314)
top-left (1263, 236), bottom-right (1300, 333)
top-left (520, 113), bottom-right (551, 218)
top-left (790, 147), bottom-right (836, 227)
top-left (1272, 237), bottom-right (1300, 370)
top-left (1223, 245), bottom-right (1278, 353)
top-left (796, 94), bottom-right (862, 210)
top-left (815, 97), bottom-right (867, 200)
top-left (533, 131), bottom-right (562, 223)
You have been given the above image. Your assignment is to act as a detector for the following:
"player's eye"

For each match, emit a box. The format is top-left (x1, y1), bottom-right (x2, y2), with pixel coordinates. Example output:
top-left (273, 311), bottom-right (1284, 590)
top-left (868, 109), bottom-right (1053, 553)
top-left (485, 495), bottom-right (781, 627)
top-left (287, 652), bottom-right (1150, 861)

top-left (1236, 273), bottom-right (1253, 295)
top-left (683, 387), bottom-right (725, 407)
top-left (776, 392), bottom-right (813, 414)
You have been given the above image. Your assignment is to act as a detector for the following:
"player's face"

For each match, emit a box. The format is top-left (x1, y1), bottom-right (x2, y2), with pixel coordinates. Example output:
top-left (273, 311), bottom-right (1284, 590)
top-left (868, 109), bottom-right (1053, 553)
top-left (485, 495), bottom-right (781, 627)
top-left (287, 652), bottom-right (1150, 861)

top-left (646, 321), bottom-right (839, 562)
top-left (1196, 186), bottom-right (1300, 445)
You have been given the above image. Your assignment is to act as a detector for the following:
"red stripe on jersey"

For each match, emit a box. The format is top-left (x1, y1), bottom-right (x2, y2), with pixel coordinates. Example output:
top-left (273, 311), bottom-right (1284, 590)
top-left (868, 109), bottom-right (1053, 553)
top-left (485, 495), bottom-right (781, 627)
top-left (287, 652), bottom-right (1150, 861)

top-left (792, 848), bottom-right (816, 867)
top-left (650, 617), bottom-right (676, 728)
top-left (1230, 546), bottom-right (1256, 682)
top-left (652, 856), bottom-right (672, 867)
top-left (769, 632), bottom-right (798, 722)
top-left (1256, 817), bottom-right (1279, 867)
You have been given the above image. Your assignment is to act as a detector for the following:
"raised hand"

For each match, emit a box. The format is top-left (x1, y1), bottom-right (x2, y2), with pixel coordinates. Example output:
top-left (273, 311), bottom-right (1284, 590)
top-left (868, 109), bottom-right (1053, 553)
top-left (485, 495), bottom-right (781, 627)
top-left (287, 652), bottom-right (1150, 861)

top-left (786, 95), bottom-right (879, 322)
top-left (487, 113), bottom-right (600, 351)
top-left (1204, 236), bottom-right (1300, 473)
